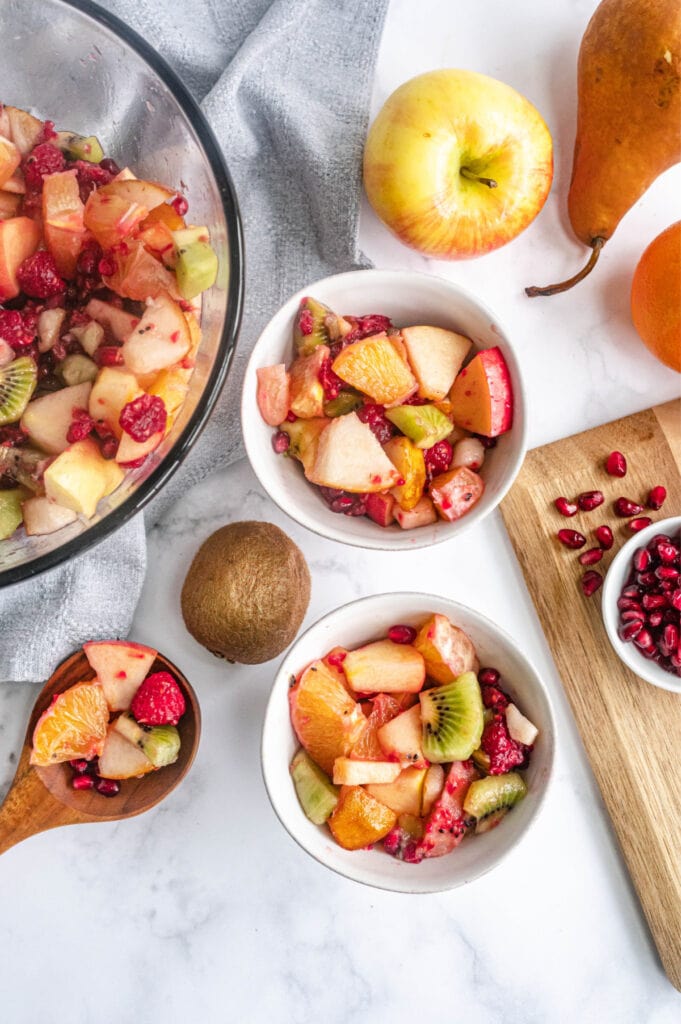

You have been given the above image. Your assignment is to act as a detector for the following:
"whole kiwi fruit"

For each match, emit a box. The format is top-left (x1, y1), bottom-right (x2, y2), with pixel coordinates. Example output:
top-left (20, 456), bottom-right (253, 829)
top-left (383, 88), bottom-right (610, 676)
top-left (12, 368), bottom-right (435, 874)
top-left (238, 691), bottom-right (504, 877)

top-left (181, 521), bottom-right (311, 664)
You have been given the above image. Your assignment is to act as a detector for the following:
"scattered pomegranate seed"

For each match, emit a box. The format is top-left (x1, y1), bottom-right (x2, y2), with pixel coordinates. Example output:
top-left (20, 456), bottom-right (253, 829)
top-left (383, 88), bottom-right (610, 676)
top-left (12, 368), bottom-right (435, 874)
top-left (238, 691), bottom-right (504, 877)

top-left (96, 778), bottom-right (120, 797)
top-left (388, 624), bottom-right (417, 645)
top-left (605, 450), bottom-right (627, 477)
top-left (172, 195), bottom-right (189, 217)
top-left (72, 775), bottom-right (95, 791)
top-left (326, 650), bottom-right (347, 668)
top-left (579, 547), bottom-right (603, 566)
top-left (647, 486), bottom-right (667, 510)
top-left (558, 529), bottom-right (587, 549)
top-left (628, 517), bottom-right (652, 532)
top-left (581, 570), bottom-right (603, 596)
top-left (594, 525), bottom-right (614, 549)
top-left (615, 497), bottom-right (643, 517)
top-left (478, 667), bottom-right (501, 686)
top-left (555, 497), bottom-right (578, 517)
top-left (577, 490), bottom-right (604, 512)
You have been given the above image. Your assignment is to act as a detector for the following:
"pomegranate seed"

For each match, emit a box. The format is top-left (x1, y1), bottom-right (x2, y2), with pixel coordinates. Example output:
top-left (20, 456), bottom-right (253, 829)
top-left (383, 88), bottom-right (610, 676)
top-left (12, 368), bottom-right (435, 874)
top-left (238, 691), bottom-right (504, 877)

top-left (594, 525), bottom-right (614, 549)
top-left (642, 593), bottom-right (667, 610)
top-left (615, 497), bottom-right (643, 517)
top-left (664, 624), bottom-right (679, 652)
top-left (622, 585), bottom-right (642, 600)
top-left (330, 495), bottom-right (355, 512)
top-left (617, 597), bottom-right (643, 612)
top-left (634, 628), bottom-right (653, 649)
top-left (578, 490), bottom-right (604, 512)
top-left (647, 610), bottom-right (664, 628)
top-left (478, 668), bottom-right (500, 686)
top-left (671, 590), bottom-right (681, 611)
top-left (637, 570), bottom-right (657, 588)
top-left (326, 650), bottom-right (347, 668)
top-left (628, 517), bottom-right (652, 532)
top-left (620, 608), bottom-right (645, 623)
top-left (272, 430), bottom-right (290, 454)
top-left (633, 548), bottom-right (650, 572)
top-left (579, 547), bottom-right (603, 566)
top-left (656, 542), bottom-right (678, 563)
top-left (647, 486), bottom-right (666, 510)
top-left (605, 451), bottom-right (627, 477)
top-left (96, 778), bottom-right (120, 797)
top-left (72, 775), bottom-right (95, 791)
top-left (171, 195), bottom-right (189, 217)
top-left (69, 758), bottom-right (90, 773)
top-left (388, 624), bottom-right (417, 645)
top-left (558, 529), bottom-right (587, 549)
top-left (656, 565), bottom-right (680, 582)
top-left (555, 497), bottom-right (578, 517)
top-left (581, 570), bottom-right (603, 596)
top-left (619, 620), bottom-right (643, 642)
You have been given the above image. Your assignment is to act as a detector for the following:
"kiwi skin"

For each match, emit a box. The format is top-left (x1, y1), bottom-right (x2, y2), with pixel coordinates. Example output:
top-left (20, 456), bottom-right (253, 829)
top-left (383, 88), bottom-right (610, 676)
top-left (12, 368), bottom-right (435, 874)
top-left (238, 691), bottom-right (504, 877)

top-left (181, 521), bottom-right (311, 664)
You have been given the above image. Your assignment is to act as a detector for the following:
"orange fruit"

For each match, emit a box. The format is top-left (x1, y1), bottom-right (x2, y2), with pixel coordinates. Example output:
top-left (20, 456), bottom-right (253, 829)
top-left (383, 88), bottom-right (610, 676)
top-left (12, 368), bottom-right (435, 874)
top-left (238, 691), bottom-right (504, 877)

top-left (383, 436), bottom-right (426, 511)
top-left (31, 681), bottom-right (109, 767)
top-left (350, 693), bottom-right (401, 760)
top-left (332, 334), bottom-right (416, 405)
top-left (631, 221), bottom-right (681, 373)
top-left (328, 785), bottom-right (397, 850)
top-left (289, 660), bottom-right (366, 775)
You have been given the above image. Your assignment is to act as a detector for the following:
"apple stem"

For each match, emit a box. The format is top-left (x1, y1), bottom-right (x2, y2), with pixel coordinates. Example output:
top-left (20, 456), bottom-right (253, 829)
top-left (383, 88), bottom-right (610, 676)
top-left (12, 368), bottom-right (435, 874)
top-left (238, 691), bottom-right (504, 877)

top-left (460, 167), bottom-right (498, 189)
top-left (525, 238), bottom-right (605, 297)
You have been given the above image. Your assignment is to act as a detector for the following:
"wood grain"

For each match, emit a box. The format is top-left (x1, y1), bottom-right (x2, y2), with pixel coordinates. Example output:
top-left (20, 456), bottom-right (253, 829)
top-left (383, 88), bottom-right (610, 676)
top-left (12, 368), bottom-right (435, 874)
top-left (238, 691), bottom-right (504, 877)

top-left (501, 398), bottom-right (681, 990)
top-left (0, 650), bottom-right (200, 855)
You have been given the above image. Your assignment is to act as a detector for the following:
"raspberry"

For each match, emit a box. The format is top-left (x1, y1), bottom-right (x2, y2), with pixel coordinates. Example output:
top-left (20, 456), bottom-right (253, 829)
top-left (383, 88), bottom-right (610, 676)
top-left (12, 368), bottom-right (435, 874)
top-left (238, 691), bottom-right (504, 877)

top-left (66, 408), bottom-right (95, 444)
top-left (318, 356), bottom-right (343, 400)
top-left (39, 120), bottom-right (58, 143)
top-left (356, 403), bottom-right (395, 445)
top-left (22, 142), bottom-right (65, 189)
top-left (119, 394), bottom-right (167, 442)
top-left (480, 683), bottom-right (510, 710)
top-left (481, 714), bottom-right (526, 774)
top-left (69, 159), bottom-right (115, 203)
top-left (131, 671), bottom-right (186, 726)
top-left (0, 309), bottom-right (37, 349)
top-left (17, 251), bottom-right (65, 298)
top-left (424, 440), bottom-right (452, 477)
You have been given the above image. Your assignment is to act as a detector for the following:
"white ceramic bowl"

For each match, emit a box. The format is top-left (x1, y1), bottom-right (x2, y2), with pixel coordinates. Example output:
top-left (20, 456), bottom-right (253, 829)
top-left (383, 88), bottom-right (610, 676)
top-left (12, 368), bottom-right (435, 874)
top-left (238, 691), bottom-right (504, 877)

top-left (261, 593), bottom-right (555, 892)
top-left (602, 516), bottom-right (681, 694)
top-left (241, 269), bottom-right (527, 550)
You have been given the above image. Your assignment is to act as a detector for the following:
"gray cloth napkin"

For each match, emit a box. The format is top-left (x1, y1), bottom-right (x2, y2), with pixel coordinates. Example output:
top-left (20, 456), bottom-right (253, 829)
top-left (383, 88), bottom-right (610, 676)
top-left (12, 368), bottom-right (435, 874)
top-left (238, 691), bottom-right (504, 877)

top-left (0, 0), bottom-right (389, 682)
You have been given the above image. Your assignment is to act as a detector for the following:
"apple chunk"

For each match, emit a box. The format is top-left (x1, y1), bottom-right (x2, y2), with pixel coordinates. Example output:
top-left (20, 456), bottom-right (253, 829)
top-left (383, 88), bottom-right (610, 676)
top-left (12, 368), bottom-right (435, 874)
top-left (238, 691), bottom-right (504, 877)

top-left (414, 613), bottom-right (479, 684)
top-left (307, 412), bottom-right (401, 493)
top-left (343, 639), bottom-right (425, 694)
top-left (22, 495), bottom-right (78, 536)
top-left (122, 292), bottom-right (190, 375)
top-left (256, 363), bottom-right (290, 426)
top-left (44, 438), bottom-right (125, 518)
top-left (377, 704), bottom-right (428, 767)
top-left (21, 382), bottom-right (92, 454)
top-left (449, 346), bottom-right (513, 436)
top-left (97, 726), bottom-right (155, 780)
top-left (83, 639), bottom-right (157, 711)
top-left (401, 326), bottom-right (472, 401)
top-left (0, 136), bottom-right (21, 189)
top-left (365, 766), bottom-right (427, 816)
top-left (332, 758), bottom-right (402, 785)
top-left (88, 368), bottom-right (141, 438)
top-left (429, 465), bottom-right (484, 522)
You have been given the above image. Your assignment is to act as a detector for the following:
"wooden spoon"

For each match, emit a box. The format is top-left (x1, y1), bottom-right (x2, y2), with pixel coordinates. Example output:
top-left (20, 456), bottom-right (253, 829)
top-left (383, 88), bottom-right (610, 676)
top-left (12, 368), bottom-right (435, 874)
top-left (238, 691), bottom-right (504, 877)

top-left (0, 649), bottom-right (200, 855)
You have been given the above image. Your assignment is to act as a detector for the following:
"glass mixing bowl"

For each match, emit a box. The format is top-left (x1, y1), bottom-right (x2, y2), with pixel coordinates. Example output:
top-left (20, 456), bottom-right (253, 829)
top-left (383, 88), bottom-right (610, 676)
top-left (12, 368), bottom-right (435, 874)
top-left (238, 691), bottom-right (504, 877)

top-left (0, 0), bottom-right (244, 587)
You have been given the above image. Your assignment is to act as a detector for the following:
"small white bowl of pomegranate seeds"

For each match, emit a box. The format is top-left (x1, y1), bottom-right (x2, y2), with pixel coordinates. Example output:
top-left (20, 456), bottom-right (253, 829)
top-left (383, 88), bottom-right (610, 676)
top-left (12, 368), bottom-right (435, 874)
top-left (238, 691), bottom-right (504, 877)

top-left (602, 517), bottom-right (681, 693)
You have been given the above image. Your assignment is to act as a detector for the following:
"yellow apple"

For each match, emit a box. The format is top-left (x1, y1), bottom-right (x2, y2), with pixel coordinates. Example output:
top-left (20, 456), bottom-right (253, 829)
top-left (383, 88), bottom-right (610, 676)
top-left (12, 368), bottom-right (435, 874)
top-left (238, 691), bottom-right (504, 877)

top-left (44, 438), bottom-right (124, 517)
top-left (363, 69), bottom-right (553, 259)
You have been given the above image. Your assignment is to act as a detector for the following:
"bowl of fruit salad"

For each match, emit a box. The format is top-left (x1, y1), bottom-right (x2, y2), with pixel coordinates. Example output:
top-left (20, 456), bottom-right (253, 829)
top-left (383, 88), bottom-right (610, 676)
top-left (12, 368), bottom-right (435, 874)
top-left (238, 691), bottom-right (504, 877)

top-left (242, 269), bottom-right (525, 549)
top-left (0, 0), bottom-right (243, 585)
top-left (262, 593), bottom-right (555, 892)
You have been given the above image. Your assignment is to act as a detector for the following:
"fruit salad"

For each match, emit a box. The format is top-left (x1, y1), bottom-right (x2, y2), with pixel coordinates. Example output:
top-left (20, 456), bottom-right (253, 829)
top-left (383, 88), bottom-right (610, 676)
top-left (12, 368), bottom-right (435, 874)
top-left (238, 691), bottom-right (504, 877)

top-left (31, 640), bottom-right (187, 797)
top-left (287, 614), bottom-right (538, 861)
top-left (0, 103), bottom-right (218, 541)
top-left (257, 296), bottom-right (513, 530)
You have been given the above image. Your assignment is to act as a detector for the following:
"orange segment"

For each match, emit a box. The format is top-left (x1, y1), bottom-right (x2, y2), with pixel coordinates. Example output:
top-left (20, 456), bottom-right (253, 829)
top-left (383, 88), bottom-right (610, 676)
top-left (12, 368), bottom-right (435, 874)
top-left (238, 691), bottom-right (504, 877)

top-left (332, 333), bottom-right (416, 405)
top-left (30, 681), bottom-right (109, 766)
top-left (328, 785), bottom-right (397, 850)
top-left (351, 693), bottom-right (401, 760)
top-left (102, 240), bottom-right (177, 301)
top-left (289, 660), bottom-right (366, 775)
top-left (384, 436), bottom-right (426, 511)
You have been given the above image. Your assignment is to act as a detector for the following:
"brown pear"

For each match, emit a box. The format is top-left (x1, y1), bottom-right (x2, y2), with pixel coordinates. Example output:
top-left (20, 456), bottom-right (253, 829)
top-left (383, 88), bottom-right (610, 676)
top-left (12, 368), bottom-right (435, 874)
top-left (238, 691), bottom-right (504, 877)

top-left (527, 0), bottom-right (681, 296)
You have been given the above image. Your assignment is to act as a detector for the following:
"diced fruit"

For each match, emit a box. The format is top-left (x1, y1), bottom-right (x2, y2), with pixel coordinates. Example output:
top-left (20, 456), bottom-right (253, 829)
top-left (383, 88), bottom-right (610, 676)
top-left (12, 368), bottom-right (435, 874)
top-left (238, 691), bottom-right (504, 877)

top-left (430, 465), bottom-right (484, 522)
top-left (384, 436), bottom-right (426, 511)
top-left (83, 188), bottom-right (148, 249)
top-left (290, 748), bottom-right (339, 825)
top-left (0, 486), bottom-right (28, 539)
top-left (288, 346), bottom-right (328, 419)
top-left (30, 681), bottom-right (109, 766)
top-left (324, 392), bottom-right (363, 417)
top-left (0, 191), bottom-right (21, 220)
top-left (103, 239), bottom-right (177, 301)
top-left (332, 758), bottom-right (401, 785)
top-left (256, 364), bottom-right (290, 426)
top-left (85, 298), bottom-right (139, 342)
top-left (21, 495), bottom-right (78, 536)
top-left (115, 429), bottom-right (163, 465)
top-left (420, 672), bottom-right (484, 763)
top-left (5, 106), bottom-right (43, 154)
top-left (122, 292), bottom-right (190, 374)
top-left (365, 766), bottom-right (427, 816)
top-left (414, 614), bottom-right (479, 684)
top-left (377, 704), bottom-right (428, 767)
top-left (288, 659), bottom-right (366, 775)
top-left (343, 639), bottom-right (425, 694)
top-left (99, 177), bottom-right (173, 210)
top-left (385, 403), bottom-right (453, 449)
top-left (42, 170), bottom-right (85, 278)
top-left (294, 296), bottom-right (351, 355)
top-left (463, 772), bottom-right (527, 833)
top-left (421, 763), bottom-right (445, 816)
top-left (350, 692), bottom-right (401, 759)
top-left (175, 238), bottom-right (218, 299)
top-left (88, 368), bottom-right (141, 438)
top-left (365, 491), bottom-right (395, 527)
top-left (38, 307), bottom-right (66, 352)
top-left (328, 785), bottom-right (397, 850)
top-left (43, 438), bottom-right (124, 517)
top-left (83, 639), bottom-right (157, 711)
top-left (394, 495), bottom-right (437, 529)
top-left (504, 703), bottom-right (539, 746)
top-left (307, 411), bottom-right (401, 493)
top-left (449, 347), bottom-right (513, 437)
top-left (58, 133), bottom-right (104, 163)
top-left (58, 354), bottom-right (98, 387)
top-left (97, 725), bottom-right (155, 780)
top-left (0, 136), bottom-right (21, 189)
top-left (0, 355), bottom-right (37, 426)
top-left (0, 216), bottom-right (41, 300)
top-left (414, 760), bottom-right (478, 860)
top-left (332, 332), bottom-right (417, 405)
top-left (281, 417), bottom-right (329, 475)
top-left (113, 714), bottom-right (180, 767)
top-left (147, 365), bottom-right (191, 429)
top-left (129, 671), bottom-right (185, 726)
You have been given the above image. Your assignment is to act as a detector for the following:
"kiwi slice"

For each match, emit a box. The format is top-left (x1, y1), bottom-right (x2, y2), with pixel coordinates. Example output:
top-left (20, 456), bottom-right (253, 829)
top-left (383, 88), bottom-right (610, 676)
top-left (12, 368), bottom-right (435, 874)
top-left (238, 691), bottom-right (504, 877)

top-left (385, 404), bottom-right (453, 449)
top-left (463, 772), bottom-right (527, 833)
top-left (0, 445), bottom-right (45, 491)
top-left (0, 356), bottom-right (37, 426)
top-left (56, 131), bottom-right (104, 163)
top-left (472, 748), bottom-right (491, 773)
top-left (290, 748), bottom-right (339, 825)
top-left (419, 671), bottom-right (484, 763)
top-left (0, 487), bottom-right (28, 540)
top-left (324, 391), bottom-right (363, 417)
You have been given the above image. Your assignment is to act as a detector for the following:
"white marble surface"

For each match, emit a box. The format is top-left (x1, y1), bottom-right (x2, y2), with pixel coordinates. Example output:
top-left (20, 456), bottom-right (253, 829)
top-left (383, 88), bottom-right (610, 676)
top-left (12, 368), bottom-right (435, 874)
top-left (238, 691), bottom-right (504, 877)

top-left (2, 0), bottom-right (681, 1020)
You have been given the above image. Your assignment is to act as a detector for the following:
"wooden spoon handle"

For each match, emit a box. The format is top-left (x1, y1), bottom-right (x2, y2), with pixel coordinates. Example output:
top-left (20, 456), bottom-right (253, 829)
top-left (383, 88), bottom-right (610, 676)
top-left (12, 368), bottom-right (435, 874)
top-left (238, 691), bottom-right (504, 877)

top-left (0, 747), bottom-right (79, 855)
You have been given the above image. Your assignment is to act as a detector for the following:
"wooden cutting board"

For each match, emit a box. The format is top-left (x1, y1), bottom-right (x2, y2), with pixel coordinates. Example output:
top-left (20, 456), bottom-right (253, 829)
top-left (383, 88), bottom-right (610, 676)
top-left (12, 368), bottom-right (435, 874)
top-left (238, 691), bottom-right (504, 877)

top-left (500, 399), bottom-right (681, 991)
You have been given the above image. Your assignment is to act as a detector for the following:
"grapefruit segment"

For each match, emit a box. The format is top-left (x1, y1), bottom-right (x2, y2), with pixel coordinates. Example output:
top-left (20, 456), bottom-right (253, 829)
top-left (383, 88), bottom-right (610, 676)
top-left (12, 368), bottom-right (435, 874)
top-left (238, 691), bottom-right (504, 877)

top-left (289, 660), bottom-right (366, 775)
top-left (350, 692), bottom-right (401, 760)
top-left (30, 681), bottom-right (109, 766)
top-left (331, 332), bottom-right (416, 405)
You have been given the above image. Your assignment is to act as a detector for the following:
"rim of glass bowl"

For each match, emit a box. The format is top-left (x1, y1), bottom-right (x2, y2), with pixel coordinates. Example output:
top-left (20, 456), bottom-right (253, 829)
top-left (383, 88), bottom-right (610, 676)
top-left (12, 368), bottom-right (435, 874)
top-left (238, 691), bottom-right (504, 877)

top-left (0, 0), bottom-right (244, 588)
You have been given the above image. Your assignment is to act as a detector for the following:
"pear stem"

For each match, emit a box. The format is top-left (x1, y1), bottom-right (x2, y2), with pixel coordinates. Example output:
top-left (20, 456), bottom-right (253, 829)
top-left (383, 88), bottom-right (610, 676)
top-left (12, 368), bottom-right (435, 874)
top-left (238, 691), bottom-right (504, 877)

top-left (525, 238), bottom-right (605, 297)
top-left (460, 167), bottom-right (498, 189)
